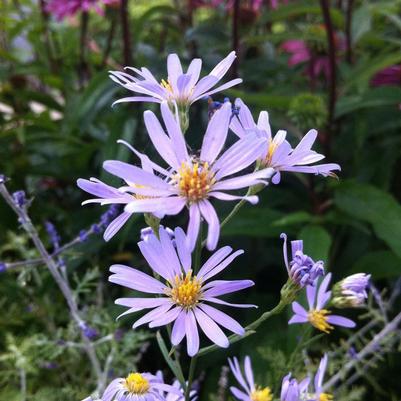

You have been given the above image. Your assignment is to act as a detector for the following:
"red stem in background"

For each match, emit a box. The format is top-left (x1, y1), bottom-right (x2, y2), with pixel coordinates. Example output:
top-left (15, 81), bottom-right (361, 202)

top-left (120, 0), bottom-right (132, 66)
top-left (102, 11), bottom-right (117, 67)
top-left (345, 0), bottom-right (354, 64)
top-left (231, 0), bottom-right (240, 78)
top-left (319, 0), bottom-right (337, 152)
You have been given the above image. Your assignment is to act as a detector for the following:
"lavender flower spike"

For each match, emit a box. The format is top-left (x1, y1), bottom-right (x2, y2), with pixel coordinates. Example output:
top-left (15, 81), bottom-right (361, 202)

top-left (333, 273), bottom-right (371, 308)
top-left (109, 227), bottom-right (256, 357)
top-left (280, 373), bottom-right (309, 401)
top-left (289, 273), bottom-right (356, 333)
top-left (78, 102), bottom-right (274, 250)
top-left (109, 52), bottom-right (242, 108)
top-left (87, 371), bottom-right (182, 401)
top-left (228, 356), bottom-right (273, 401)
top-left (281, 233), bottom-right (324, 287)
top-left (230, 98), bottom-right (340, 184)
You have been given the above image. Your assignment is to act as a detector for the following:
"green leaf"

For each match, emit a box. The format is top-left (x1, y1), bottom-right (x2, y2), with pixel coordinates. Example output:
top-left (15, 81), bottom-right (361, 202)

top-left (298, 225), bottom-right (332, 262)
top-left (335, 181), bottom-right (401, 258)
top-left (351, 5), bottom-right (372, 44)
top-left (351, 251), bottom-right (401, 278)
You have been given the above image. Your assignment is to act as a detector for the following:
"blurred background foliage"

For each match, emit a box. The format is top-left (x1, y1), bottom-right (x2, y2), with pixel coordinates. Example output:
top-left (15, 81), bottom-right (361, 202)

top-left (0, 0), bottom-right (401, 400)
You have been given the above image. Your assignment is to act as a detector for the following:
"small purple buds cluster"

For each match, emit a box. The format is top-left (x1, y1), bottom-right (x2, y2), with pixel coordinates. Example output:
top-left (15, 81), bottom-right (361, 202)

top-left (281, 233), bottom-right (324, 288)
top-left (12, 190), bottom-right (27, 208)
top-left (332, 273), bottom-right (370, 308)
top-left (0, 262), bottom-right (6, 273)
top-left (79, 322), bottom-right (99, 340)
top-left (45, 221), bottom-right (61, 248)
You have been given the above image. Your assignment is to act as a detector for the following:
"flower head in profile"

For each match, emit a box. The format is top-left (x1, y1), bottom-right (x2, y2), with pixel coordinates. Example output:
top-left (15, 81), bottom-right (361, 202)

top-left (230, 98), bottom-right (340, 184)
top-left (228, 356), bottom-right (273, 401)
top-left (46, 0), bottom-right (119, 21)
top-left (110, 227), bottom-right (255, 356)
top-left (281, 233), bottom-right (324, 287)
top-left (155, 371), bottom-right (198, 401)
top-left (88, 371), bottom-right (181, 401)
top-left (109, 52), bottom-right (242, 108)
top-left (280, 373), bottom-right (309, 401)
top-left (289, 273), bottom-right (356, 333)
top-left (332, 273), bottom-right (370, 308)
top-left (78, 102), bottom-right (273, 250)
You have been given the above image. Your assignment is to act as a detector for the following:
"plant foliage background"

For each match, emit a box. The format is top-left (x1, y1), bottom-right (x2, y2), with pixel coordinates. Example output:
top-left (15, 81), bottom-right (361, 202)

top-left (0, 0), bottom-right (401, 400)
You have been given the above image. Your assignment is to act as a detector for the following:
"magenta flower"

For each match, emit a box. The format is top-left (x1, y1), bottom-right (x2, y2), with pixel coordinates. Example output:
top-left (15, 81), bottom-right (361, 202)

top-left (230, 98), bottom-right (340, 184)
top-left (280, 373), bottom-right (309, 401)
top-left (228, 356), bottom-right (273, 401)
top-left (78, 102), bottom-right (273, 250)
top-left (46, 0), bottom-right (118, 21)
top-left (371, 65), bottom-right (401, 87)
top-left (289, 273), bottom-right (356, 333)
top-left (109, 52), bottom-right (242, 107)
top-left (281, 233), bottom-right (324, 287)
top-left (91, 371), bottom-right (181, 401)
top-left (109, 227), bottom-right (255, 357)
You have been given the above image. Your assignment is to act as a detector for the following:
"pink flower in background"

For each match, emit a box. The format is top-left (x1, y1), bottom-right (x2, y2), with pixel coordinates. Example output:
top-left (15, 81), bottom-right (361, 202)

top-left (371, 65), bottom-right (401, 87)
top-left (46, 0), bottom-right (119, 21)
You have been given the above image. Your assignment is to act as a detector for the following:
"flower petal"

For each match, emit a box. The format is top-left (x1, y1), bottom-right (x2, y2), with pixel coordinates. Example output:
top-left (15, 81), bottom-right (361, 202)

top-left (194, 308), bottom-right (229, 348)
top-left (185, 311), bottom-right (200, 356)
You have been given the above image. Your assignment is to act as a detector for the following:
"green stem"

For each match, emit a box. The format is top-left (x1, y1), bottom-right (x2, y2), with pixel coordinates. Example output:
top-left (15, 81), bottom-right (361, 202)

top-left (184, 356), bottom-right (198, 401)
top-left (197, 299), bottom-right (286, 357)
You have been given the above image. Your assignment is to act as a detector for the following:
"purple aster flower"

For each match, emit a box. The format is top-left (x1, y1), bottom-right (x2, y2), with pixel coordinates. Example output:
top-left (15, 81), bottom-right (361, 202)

top-left (289, 273), bottom-right (356, 333)
top-left (155, 371), bottom-right (198, 401)
top-left (230, 98), bottom-right (340, 184)
top-left (333, 273), bottom-right (370, 308)
top-left (89, 371), bottom-right (181, 401)
top-left (311, 354), bottom-right (333, 401)
top-left (280, 373), bottom-right (309, 401)
top-left (109, 227), bottom-right (255, 357)
top-left (109, 52), bottom-right (242, 108)
top-left (78, 102), bottom-right (273, 250)
top-left (281, 233), bottom-right (324, 287)
top-left (228, 356), bottom-right (273, 401)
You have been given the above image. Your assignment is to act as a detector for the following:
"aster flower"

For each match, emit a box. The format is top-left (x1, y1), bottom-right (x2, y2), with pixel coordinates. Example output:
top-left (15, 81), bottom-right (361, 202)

top-left (78, 102), bottom-right (273, 250)
top-left (280, 373), bottom-right (309, 401)
top-left (281, 233), bottom-right (324, 287)
top-left (310, 354), bottom-right (333, 401)
top-left (46, 0), bottom-right (119, 21)
top-left (230, 98), bottom-right (340, 184)
top-left (110, 227), bottom-right (255, 356)
top-left (109, 52), bottom-right (242, 108)
top-left (91, 371), bottom-right (181, 401)
top-left (332, 273), bottom-right (370, 308)
top-left (228, 356), bottom-right (273, 401)
top-left (289, 273), bottom-right (356, 333)
top-left (155, 371), bottom-right (197, 401)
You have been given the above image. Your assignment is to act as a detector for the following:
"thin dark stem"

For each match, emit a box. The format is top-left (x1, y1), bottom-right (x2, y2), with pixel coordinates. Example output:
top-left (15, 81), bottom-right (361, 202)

top-left (102, 11), bottom-right (117, 67)
top-left (345, 0), bottom-right (354, 64)
top-left (185, 356), bottom-right (198, 401)
top-left (120, 0), bottom-right (132, 66)
top-left (79, 11), bottom-right (90, 84)
top-left (319, 0), bottom-right (337, 149)
top-left (231, 0), bottom-right (240, 78)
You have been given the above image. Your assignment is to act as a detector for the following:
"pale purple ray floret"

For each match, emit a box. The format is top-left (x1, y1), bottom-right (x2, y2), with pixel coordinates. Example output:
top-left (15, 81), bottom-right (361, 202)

top-left (77, 101), bottom-right (274, 250)
top-left (311, 354), bottom-right (332, 401)
top-left (228, 356), bottom-right (273, 401)
top-left (109, 51), bottom-right (242, 107)
top-left (230, 98), bottom-right (341, 184)
top-left (280, 233), bottom-right (324, 287)
top-left (280, 373), bottom-right (309, 401)
top-left (109, 227), bottom-right (256, 357)
top-left (289, 273), bottom-right (356, 333)
top-left (90, 370), bottom-right (181, 401)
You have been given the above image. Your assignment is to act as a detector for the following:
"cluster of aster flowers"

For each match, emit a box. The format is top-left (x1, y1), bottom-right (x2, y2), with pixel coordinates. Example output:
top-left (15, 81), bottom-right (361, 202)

top-left (77, 51), bottom-right (370, 401)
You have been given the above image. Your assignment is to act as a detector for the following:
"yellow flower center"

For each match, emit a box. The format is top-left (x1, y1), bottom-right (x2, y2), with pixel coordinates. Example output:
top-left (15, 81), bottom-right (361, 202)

top-left (264, 141), bottom-right (278, 166)
top-left (319, 393), bottom-right (334, 401)
top-left (168, 270), bottom-right (202, 309)
top-left (250, 387), bottom-right (273, 401)
top-left (308, 309), bottom-right (333, 333)
top-left (174, 161), bottom-right (215, 203)
top-left (161, 78), bottom-right (173, 93)
top-left (124, 373), bottom-right (150, 394)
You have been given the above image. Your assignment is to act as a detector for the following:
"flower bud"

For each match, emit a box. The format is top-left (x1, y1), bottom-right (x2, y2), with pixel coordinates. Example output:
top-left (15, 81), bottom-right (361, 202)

top-left (332, 273), bottom-right (370, 308)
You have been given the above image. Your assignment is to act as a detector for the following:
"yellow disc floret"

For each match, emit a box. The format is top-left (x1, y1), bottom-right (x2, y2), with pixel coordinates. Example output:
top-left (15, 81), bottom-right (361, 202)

top-left (124, 373), bottom-right (150, 395)
top-left (319, 393), bottom-right (334, 401)
top-left (161, 79), bottom-right (173, 93)
top-left (175, 161), bottom-right (215, 203)
top-left (169, 270), bottom-right (202, 309)
top-left (308, 309), bottom-right (333, 333)
top-left (250, 387), bottom-right (273, 401)
top-left (265, 141), bottom-right (279, 166)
